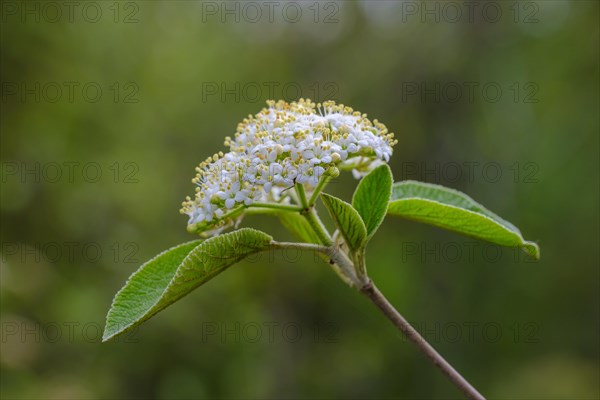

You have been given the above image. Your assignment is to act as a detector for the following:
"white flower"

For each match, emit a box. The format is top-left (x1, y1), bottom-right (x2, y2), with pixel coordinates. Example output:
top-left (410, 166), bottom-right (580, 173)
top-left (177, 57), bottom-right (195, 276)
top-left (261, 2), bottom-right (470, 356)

top-left (181, 99), bottom-right (397, 236)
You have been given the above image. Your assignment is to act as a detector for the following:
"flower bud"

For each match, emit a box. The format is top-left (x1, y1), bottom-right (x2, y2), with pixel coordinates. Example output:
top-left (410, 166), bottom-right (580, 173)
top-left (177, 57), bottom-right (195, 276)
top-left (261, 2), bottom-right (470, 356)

top-left (326, 166), bottom-right (340, 178)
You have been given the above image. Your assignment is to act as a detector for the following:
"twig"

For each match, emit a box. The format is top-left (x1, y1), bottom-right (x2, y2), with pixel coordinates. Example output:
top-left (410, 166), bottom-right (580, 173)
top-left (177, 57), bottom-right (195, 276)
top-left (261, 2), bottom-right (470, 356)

top-left (360, 280), bottom-right (486, 400)
top-left (271, 239), bottom-right (485, 398)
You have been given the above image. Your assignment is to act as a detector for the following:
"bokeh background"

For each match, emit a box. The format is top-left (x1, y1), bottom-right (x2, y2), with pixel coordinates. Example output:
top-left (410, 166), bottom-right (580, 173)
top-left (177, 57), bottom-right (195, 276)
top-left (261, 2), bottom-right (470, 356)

top-left (1, 1), bottom-right (598, 399)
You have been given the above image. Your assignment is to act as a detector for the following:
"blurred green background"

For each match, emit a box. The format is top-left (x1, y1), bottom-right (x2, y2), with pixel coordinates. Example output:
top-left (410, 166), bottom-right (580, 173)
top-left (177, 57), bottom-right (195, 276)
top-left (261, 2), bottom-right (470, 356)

top-left (1, 1), bottom-right (598, 399)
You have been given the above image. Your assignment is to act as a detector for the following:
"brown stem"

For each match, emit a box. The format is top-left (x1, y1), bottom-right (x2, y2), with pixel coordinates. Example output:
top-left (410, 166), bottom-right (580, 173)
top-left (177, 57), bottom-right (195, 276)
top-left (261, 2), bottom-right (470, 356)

top-left (360, 280), bottom-right (486, 400)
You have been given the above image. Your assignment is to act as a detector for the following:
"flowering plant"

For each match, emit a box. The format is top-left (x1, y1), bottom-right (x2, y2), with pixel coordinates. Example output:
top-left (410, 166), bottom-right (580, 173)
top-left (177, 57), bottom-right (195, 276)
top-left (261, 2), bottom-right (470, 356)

top-left (103, 100), bottom-right (539, 399)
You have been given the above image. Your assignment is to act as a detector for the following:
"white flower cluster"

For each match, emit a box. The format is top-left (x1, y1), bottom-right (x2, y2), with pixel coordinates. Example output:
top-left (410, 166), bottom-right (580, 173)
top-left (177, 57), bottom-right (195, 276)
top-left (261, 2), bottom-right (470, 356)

top-left (181, 99), bottom-right (397, 234)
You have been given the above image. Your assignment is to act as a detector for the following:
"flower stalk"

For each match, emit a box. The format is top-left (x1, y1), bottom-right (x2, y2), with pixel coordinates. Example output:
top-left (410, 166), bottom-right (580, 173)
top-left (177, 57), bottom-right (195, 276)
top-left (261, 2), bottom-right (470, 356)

top-left (250, 202), bottom-right (303, 212)
top-left (308, 174), bottom-right (333, 207)
top-left (302, 207), bottom-right (333, 246)
top-left (295, 183), bottom-right (309, 209)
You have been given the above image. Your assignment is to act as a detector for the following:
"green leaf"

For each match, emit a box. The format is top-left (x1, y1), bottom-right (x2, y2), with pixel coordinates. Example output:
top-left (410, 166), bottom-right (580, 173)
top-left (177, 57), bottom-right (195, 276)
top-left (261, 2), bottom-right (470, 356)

top-left (388, 180), bottom-right (540, 259)
top-left (352, 164), bottom-right (393, 238)
top-left (103, 228), bottom-right (273, 341)
top-left (321, 193), bottom-right (367, 252)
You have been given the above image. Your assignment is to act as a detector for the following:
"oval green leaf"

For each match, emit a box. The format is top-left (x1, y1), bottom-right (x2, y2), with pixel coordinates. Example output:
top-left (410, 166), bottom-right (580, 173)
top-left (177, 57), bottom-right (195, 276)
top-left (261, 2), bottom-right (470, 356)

top-left (352, 164), bottom-right (393, 238)
top-left (103, 228), bottom-right (273, 341)
top-left (388, 180), bottom-right (540, 259)
top-left (321, 193), bottom-right (367, 253)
